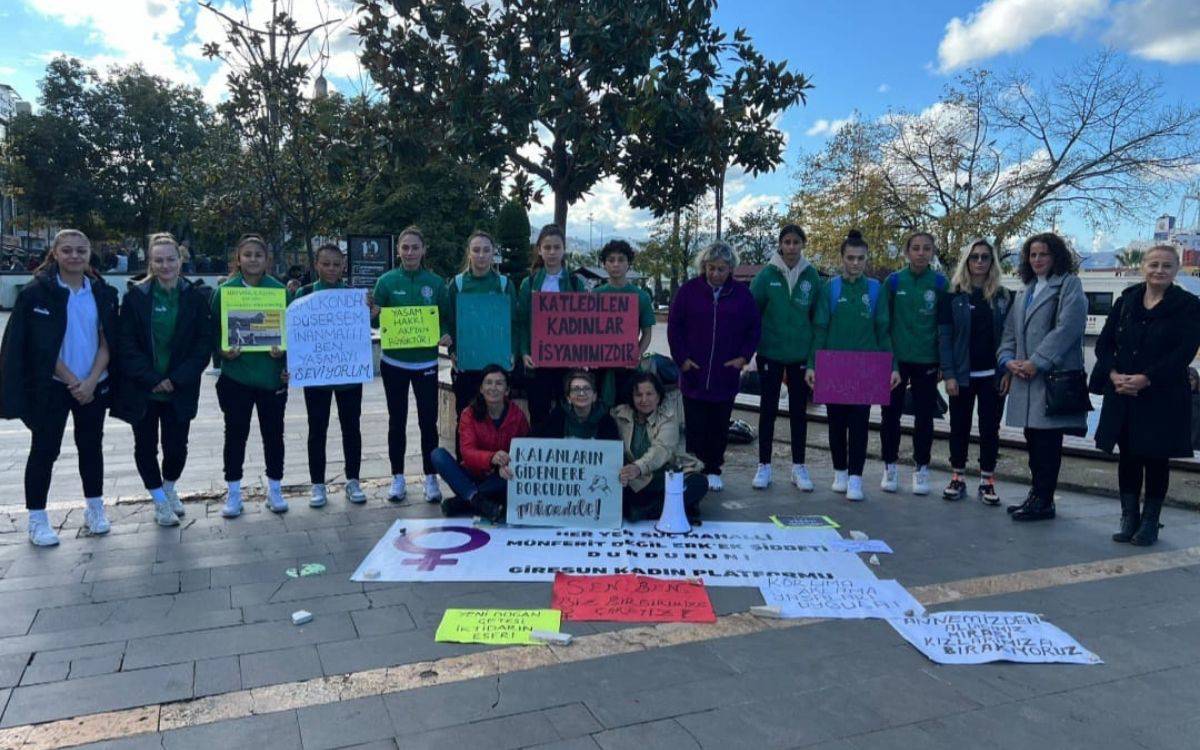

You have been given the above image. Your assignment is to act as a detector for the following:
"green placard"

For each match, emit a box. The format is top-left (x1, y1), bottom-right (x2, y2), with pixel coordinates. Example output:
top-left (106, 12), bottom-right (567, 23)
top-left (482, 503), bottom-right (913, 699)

top-left (380, 305), bottom-right (440, 349)
top-left (456, 294), bottom-right (513, 370)
top-left (220, 287), bottom-right (287, 352)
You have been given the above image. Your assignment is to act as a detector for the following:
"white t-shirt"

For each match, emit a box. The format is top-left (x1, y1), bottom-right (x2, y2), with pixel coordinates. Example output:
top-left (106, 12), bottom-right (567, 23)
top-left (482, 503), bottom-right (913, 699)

top-left (55, 275), bottom-right (107, 383)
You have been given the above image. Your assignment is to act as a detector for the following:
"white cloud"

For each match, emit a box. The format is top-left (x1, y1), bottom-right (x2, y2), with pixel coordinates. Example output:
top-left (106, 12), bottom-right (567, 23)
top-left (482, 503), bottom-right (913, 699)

top-left (877, 83), bottom-right (890, 94)
top-left (24, 0), bottom-right (199, 84)
top-left (805, 115), bottom-right (855, 137)
top-left (936, 0), bottom-right (1108, 72)
top-left (1107, 0), bottom-right (1200, 63)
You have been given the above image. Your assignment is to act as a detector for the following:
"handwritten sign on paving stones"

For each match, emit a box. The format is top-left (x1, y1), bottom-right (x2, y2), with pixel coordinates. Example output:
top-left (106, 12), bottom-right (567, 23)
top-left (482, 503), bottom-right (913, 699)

top-left (759, 576), bottom-right (922, 620)
top-left (434, 609), bottom-right (561, 645)
top-left (888, 611), bottom-right (1103, 665)
top-left (506, 438), bottom-right (623, 529)
top-left (552, 573), bottom-right (717, 623)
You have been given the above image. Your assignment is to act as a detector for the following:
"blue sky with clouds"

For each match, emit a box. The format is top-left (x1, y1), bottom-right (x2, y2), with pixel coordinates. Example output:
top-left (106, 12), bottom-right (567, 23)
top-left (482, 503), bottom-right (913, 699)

top-left (2, 0), bottom-right (1198, 251)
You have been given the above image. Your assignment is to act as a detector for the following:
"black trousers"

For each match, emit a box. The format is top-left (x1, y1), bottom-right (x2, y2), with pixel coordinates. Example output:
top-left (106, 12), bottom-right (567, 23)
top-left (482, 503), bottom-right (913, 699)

top-left (303, 385), bottom-right (363, 484)
top-left (596, 367), bottom-right (638, 408)
top-left (623, 473), bottom-right (708, 522)
top-left (451, 369), bottom-right (484, 419)
top-left (216, 375), bottom-right (286, 482)
top-left (1117, 433), bottom-right (1170, 499)
top-left (25, 381), bottom-right (107, 510)
top-left (1023, 428), bottom-right (1064, 500)
top-left (881, 361), bottom-right (939, 466)
top-left (132, 400), bottom-right (192, 490)
top-left (381, 362), bottom-right (439, 475)
top-left (948, 376), bottom-right (1005, 473)
top-left (526, 366), bottom-right (569, 432)
top-left (683, 396), bottom-right (735, 475)
top-left (827, 403), bottom-right (869, 476)
top-left (757, 357), bottom-right (808, 464)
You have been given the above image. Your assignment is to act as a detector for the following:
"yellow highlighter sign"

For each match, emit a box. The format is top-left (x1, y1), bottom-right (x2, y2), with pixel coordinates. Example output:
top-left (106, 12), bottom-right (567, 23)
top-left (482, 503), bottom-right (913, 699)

top-left (220, 287), bottom-right (287, 352)
top-left (379, 305), bottom-right (440, 349)
top-left (434, 609), bottom-right (561, 645)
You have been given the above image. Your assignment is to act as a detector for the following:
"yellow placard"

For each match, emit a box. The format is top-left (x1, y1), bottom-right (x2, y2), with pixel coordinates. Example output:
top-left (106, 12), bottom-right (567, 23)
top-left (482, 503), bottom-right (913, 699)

top-left (379, 305), bottom-right (440, 349)
top-left (220, 287), bottom-right (287, 352)
top-left (434, 609), bottom-right (561, 645)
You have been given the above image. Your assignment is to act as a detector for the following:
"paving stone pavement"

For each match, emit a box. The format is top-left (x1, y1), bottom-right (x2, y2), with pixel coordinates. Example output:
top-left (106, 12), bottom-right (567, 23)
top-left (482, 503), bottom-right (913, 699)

top-left (0, 436), bottom-right (1191, 748)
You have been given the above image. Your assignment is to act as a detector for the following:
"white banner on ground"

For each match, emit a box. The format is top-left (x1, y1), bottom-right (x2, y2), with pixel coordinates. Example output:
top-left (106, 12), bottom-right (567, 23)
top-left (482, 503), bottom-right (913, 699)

top-left (285, 289), bottom-right (373, 388)
top-left (350, 520), bottom-right (877, 586)
top-left (888, 611), bottom-right (1103, 665)
top-left (760, 577), bottom-right (923, 620)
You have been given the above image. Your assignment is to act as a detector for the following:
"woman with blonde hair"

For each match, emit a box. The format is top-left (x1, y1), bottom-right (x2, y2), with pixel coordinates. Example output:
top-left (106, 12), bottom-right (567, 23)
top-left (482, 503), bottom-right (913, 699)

top-left (113, 233), bottom-right (213, 526)
top-left (0, 229), bottom-right (119, 545)
top-left (937, 239), bottom-right (1014, 504)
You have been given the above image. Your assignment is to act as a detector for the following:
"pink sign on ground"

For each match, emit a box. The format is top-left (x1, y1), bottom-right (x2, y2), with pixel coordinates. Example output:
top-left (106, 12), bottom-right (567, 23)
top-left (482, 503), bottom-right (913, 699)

top-left (813, 350), bottom-right (894, 405)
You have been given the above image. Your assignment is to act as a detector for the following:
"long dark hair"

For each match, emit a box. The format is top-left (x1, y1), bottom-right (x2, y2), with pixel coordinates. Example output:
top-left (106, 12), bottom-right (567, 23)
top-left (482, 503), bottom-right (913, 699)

top-left (469, 364), bottom-right (510, 421)
top-left (1017, 232), bottom-right (1077, 284)
top-left (840, 229), bottom-right (868, 255)
top-left (530, 224), bottom-right (566, 273)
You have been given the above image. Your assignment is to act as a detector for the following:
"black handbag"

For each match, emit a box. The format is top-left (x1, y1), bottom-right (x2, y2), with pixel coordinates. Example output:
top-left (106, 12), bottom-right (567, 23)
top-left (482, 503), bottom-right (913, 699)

top-left (1042, 288), bottom-right (1093, 417)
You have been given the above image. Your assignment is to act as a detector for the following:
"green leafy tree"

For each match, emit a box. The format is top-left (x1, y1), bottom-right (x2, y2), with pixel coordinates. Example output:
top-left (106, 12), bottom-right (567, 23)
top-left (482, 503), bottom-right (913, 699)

top-left (496, 199), bottom-right (531, 280)
top-left (725, 206), bottom-right (785, 266)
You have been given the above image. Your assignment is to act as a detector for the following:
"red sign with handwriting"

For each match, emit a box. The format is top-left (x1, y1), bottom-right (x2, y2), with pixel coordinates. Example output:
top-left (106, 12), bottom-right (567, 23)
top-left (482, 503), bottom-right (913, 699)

top-left (551, 573), bottom-right (717, 623)
top-left (531, 292), bottom-right (639, 368)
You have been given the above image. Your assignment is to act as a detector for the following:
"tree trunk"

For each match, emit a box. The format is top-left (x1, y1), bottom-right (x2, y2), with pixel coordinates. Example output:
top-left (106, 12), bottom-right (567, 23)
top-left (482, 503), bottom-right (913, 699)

top-left (714, 174), bottom-right (725, 241)
top-left (553, 190), bottom-right (569, 233)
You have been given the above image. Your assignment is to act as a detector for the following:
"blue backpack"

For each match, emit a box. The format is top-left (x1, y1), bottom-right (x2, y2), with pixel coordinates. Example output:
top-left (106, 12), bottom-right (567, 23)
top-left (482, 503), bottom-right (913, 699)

top-left (829, 276), bottom-right (882, 317)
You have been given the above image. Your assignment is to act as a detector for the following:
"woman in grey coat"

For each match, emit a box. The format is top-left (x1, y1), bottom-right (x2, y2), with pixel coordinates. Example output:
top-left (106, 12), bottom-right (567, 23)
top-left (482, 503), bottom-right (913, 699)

top-left (997, 233), bottom-right (1087, 521)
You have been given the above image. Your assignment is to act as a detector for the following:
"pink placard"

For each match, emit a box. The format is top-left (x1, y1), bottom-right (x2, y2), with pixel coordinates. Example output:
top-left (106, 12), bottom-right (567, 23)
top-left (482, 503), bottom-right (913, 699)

top-left (531, 292), bottom-right (639, 368)
top-left (813, 350), bottom-right (894, 405)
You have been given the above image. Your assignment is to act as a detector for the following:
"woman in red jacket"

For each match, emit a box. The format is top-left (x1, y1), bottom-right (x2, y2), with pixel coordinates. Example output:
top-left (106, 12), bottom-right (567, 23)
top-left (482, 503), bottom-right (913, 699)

top-left (430, 364), bottom-right (530, 521)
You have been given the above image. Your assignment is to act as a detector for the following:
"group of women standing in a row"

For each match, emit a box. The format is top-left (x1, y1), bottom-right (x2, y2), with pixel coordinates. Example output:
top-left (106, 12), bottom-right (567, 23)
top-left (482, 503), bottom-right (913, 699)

top-left (1, 221), bottom-right (1196, 549)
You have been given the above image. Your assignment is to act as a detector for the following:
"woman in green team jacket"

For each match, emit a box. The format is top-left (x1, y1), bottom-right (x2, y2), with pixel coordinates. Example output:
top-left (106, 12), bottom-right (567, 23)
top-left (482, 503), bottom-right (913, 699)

top-left (806, 230), bottom-right (898, 502)
top-left (516, 224), bottom-right (587, 431)
top-left (372, 226), bottom-right (451, 505)
top-left (878, 232), bottom-right (948, 496)
top-left (445, 230), bottom-right (517, 421)
top-left (211, 234), bottom-right (290, 519)
top-left (750, 224), bottom-right (822, 493)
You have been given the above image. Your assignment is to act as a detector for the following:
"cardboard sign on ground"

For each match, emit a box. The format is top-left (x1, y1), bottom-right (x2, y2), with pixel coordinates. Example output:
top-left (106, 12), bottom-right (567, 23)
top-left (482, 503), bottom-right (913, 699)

top-left (552, 573), bottom-right (717, 623)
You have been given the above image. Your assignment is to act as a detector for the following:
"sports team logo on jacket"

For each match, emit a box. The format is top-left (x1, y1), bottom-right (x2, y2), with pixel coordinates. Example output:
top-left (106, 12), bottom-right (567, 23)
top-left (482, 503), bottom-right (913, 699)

top-left (421, 285), bottom-right (434, 303)
top-left (923, 288), bottom-right (936, 312)
top-left (798, 280), bottom-right (813, 305)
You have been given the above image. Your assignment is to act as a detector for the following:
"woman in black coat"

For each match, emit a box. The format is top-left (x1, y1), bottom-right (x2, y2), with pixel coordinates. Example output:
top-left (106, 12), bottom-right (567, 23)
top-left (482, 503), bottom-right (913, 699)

top-left (0, 229), bottom-right (119, 546)
top-left (113, 233), bottom-right (213, 528)
top-left (1091, 245), bottom-right (1200, 546)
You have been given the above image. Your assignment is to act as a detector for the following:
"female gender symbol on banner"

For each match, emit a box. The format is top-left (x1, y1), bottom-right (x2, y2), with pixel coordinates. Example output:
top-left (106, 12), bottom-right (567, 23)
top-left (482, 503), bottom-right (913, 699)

top-left (393, 525), bottom-right (491, 571)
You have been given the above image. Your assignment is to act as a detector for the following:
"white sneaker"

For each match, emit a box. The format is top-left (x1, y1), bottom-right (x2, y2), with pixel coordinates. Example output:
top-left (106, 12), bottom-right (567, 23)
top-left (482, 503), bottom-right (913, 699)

top-left (912, 466), bottom-right (930, 496)
top-left (846, 476), bottom-right (865, 502)
top-left (791, 464), bottom-right (814, 492)
top-left (309, 484), bottom-right (328, 509)
top-left (84, 501), bottom-right (110, 535)
top-left (880, 464), bottom-right (899, 493)
top-left (221, 490), bottom-right (243, 519)
top-left (153, 501), bottom-right (180, 527)
top-left (265, 485), bottom-right (289, 514)
top-left (706, 474), bottom-right (724, 492)
top-left (165, 486), bottom-right (185, 516)
top-left (27, 511), bottom-right (59, 547)
top-left (424, 474), bottom-right (443, 503)
top-left (388, 476), bottom-right (407, 503)
top-left (752, 464), bottom-right (772, 489)
top-left (831, 470), bottom-right (848, 493)
top-left (344, 479), bottom-right (367, 505)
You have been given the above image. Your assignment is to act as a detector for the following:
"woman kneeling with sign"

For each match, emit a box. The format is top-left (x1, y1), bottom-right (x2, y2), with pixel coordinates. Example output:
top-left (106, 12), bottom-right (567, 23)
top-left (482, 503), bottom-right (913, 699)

top-left (430, 365), bottom-right (530, 522)
top-left (613, 372), bottom-right (707, 524)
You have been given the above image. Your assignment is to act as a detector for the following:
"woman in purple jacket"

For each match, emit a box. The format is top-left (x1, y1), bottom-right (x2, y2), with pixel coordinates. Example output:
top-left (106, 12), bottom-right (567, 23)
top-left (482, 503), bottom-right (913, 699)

top-left (667, 241), bottom-right (761, 492)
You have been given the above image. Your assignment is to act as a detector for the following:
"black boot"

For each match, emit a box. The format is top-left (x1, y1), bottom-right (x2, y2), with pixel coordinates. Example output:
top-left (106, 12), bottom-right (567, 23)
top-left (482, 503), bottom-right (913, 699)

top-left (440, 495), bottom-right (475, 517)
top-left (1007, 489), bottom-right (1035, 514)
top-left (1130, 497), bottom-right (1164, 546)
top-left (1012, 492), bottom-right (1055, 521)
top-left (1112, 493), bottom-right (1141, 543)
